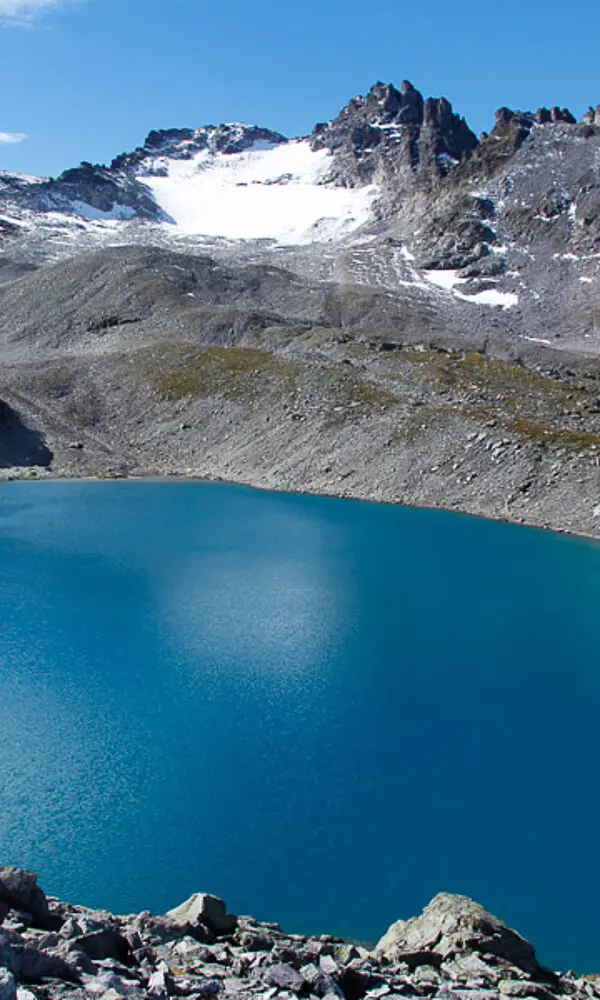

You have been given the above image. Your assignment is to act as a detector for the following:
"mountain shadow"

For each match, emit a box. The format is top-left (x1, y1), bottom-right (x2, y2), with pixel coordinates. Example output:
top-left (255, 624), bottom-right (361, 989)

top-left (0, 401), bottom-right (53, 468)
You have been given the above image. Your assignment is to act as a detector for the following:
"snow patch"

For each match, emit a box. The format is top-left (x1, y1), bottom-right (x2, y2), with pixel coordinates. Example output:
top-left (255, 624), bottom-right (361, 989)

top-left (462, 289), bottom-right (519, 308)
top-left (423, 269), bottom-right (465, 290)
top-left (0, 170), bottom-right (45, 185)
top-left (70, 200), bottom-right (137, 222)
top-left (424, 269), bottom-right (518, 309)
top-left (398, 245), bottom-right (415, 262)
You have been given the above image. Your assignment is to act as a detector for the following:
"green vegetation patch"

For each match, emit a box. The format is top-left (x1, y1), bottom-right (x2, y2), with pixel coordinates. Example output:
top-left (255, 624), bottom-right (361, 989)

top-left (149, 345), bottom-right (300, 402)
top-left (510, 419), bottom-right (600, 450)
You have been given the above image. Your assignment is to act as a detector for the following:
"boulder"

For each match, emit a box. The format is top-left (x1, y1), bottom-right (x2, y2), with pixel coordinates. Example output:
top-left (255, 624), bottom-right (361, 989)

top-left (376, 894), bottom-right (544, 977)
top-left (167, 893), bottom-right (236, 937)
top-left (147, 962), bottom-right (174, 1000)
top-left (262, 963), bottom-right (305, 992)
top-left (0, 870), bottom-right (51, 930)
top-left (11, 945), bottom-right (80, 984)
top-left (73, 928), bottom-right (133, 965)
top-left (300, 962), bottom-right (343, 998)
top-left (337, 966), bottom-right (380, 1000)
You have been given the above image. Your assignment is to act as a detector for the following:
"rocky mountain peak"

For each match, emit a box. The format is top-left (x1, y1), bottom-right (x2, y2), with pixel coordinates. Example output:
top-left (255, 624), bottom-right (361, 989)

top-left (492, 104), bottom-right (577, 134)
top-left (311, 79), bottom-right (478, 185)
top-left (581, 104), bottom-right (600, 127)
top-left (111, 122), bottom-right (288, 175)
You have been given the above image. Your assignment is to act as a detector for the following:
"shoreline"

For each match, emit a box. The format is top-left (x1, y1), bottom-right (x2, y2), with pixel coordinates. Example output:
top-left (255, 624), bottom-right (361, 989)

top-left (1, 866), bottom-right (599, 997)
top-left (2, 465), bottom-right (600, 545)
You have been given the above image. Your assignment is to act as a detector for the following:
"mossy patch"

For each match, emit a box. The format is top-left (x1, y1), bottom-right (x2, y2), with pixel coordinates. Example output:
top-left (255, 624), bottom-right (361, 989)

top-left (510, 419), bottom-right (600, 450)
top-left (148, 345), bottom-right (300, 402)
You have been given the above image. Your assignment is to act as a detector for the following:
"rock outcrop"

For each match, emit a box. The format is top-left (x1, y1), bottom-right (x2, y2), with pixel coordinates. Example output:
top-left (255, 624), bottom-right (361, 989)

top-left (311, 80), bottom-right (478, 186)
top-left (377, 893), bottom-right (549, 978)
top-left (0, 868), bottom-right (597, 1000)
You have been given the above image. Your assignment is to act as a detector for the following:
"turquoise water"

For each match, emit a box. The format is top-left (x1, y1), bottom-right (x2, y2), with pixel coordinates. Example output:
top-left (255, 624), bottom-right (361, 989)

top-left (1, 482), bottom-right (600, 971)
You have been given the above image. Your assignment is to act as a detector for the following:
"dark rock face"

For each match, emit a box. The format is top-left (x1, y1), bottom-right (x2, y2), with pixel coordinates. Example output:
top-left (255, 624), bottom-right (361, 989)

top-left (118, 122), bottom-right (288, 167)
top-left (581, 105), bottom-right (600, 127)
top-left (0, 869), bottom-right (53, 930)
top-left (0, 403), bottom-right (53, 469)
top-left (311, 80), bottom-right (478, 185)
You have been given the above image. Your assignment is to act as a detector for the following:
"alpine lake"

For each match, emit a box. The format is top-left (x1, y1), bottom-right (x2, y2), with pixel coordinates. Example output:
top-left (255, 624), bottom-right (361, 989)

top-left (1, 481), bottom-right (600, 972)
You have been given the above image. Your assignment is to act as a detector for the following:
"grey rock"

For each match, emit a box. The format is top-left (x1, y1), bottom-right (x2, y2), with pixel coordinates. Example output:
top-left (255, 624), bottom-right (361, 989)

top-left (338, 966), bottom-right (381, 1000)
top-left (73, 929), bottom-right (132, 965)
top-left (0, 932), bottom-right (16, 973)
top-left (499, 983), bottom-right (556, 1000)
top-left (11, 945), bottom-right (80, 984)
top-left (376, 895), bottom-right (543, 976)
top-left (187, 980), bottom-right (221, 997)
top-left (0, 970), bottom-right (16, 1000)
top-left (301, 963), bottom-right (343, 998)
top-left (147, 962), bottom-right (174, 1000)
top-left (0, 871), bottom-right (52, 931)
top-left (262, 963), bottom-right (305, 992)
top-left (319, 956), bottom-right (339, 977)
top-left (83, 968), bottom-right (144, 999)
top-left (234, 931), bottom-right (274, 952)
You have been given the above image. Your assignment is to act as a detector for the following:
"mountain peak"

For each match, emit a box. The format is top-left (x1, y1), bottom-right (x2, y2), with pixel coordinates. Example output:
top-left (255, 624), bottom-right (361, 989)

top-left (311, 79), bottom-right (478, 183)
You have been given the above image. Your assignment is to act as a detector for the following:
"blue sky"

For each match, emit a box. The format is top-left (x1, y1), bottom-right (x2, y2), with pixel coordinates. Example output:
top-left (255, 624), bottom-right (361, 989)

top-left (1, 0), bottom-right (599, 177)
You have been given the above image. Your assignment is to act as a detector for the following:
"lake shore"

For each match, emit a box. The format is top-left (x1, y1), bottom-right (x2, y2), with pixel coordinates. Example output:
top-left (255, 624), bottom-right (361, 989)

top-left (2, 338), bottom-right (600, 543)
top-left (1, 464), bottom-right (599, 543)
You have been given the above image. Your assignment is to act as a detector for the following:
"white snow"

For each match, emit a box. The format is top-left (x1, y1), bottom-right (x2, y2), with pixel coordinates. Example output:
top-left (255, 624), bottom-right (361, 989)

top-left (398, 245), bottom-right (415, 262)
top-left (423, 269), bottom-right (465, 290)
top-left (423, 268), bottom-right (518, 309)
top-left (463, 289), bottom-right (519, 308)
top-left (436, 153), bottom-right (459, 169)
top-left (70, 200), bottom-right (137, 222)
top-left (0, 170), bottom-right (45, 185)
top-left (139, 139), bottom-right (379, 244)
top-left (0, 213), bottom-right (26, 228)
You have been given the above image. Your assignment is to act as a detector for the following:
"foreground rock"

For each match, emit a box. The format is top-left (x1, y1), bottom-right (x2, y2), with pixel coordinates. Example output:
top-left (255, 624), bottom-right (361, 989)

top-left (0, 868), bottom-right (597, 1000)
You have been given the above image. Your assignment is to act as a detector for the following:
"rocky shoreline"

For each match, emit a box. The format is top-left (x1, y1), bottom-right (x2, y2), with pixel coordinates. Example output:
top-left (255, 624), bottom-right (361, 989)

top-left (0, 868), bottom-right (597, 1000)
top-left (3, 325), bottom-right (600, 542)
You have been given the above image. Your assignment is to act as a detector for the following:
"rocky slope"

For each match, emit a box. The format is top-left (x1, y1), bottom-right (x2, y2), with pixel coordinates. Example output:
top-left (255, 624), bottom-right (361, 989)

top-left (1, 80), bottom-right (600, 534)
top-left (1, 867), bottom-right (598, 1000)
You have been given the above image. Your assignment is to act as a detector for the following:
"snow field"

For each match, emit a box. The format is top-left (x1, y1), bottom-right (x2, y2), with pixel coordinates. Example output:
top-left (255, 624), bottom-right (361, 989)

top-left (139, 139), bottom-right (379, 244)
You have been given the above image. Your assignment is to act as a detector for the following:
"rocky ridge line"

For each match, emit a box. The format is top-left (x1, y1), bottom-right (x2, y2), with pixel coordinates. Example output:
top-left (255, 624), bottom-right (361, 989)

top-left (1, 78), bottom-right (595, 229)
top-left (0, 867), bottom-right (597, 1000)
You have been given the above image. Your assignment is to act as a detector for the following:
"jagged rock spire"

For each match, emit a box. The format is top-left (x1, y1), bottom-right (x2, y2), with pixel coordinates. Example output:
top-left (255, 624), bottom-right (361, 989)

top-left (311, 79), bottom-right (478, 184)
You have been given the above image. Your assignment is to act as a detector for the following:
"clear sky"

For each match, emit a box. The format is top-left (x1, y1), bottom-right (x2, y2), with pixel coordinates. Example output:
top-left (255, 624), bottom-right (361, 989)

top-left (1, 0), bottom-right (599, 178)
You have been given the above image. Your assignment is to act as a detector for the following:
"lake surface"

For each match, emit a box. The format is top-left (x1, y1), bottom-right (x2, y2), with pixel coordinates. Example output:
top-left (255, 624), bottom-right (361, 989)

top-left (1, 482), bottom-right (600, 971)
